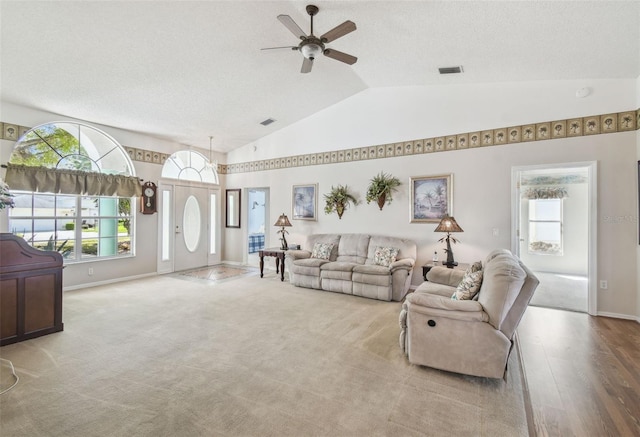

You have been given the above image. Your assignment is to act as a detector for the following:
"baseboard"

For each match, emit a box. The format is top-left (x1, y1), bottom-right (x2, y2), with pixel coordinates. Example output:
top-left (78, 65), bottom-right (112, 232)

top-left (514, 333), bottom-right (536, 437)
top-left (221, 260), bottom-right (244, 266)
top-left (63, 272), bottom-right (157, 291)
top-left (596, 311), bottom-right (639, 321)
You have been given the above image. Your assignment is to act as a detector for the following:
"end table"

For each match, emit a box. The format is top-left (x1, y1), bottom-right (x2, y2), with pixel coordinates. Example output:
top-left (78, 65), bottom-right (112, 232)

top-left (259, 247), bottom-right (286, 282)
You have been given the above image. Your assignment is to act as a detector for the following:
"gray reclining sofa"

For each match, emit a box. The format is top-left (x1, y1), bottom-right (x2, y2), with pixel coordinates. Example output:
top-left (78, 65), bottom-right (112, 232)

top-left (285, 233), bottom-right (416, 302)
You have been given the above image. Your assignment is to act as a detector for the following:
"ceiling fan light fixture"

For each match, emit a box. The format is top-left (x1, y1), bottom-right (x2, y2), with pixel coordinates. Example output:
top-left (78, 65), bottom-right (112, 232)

top-left (265, 5), bottom-right (357, 73)
top-left (300, 42), bottom-right (323, 60)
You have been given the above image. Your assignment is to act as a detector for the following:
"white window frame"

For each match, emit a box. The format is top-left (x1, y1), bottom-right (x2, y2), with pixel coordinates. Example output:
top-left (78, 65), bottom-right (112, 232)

top-left (528, 198), bottom-right (563, 255)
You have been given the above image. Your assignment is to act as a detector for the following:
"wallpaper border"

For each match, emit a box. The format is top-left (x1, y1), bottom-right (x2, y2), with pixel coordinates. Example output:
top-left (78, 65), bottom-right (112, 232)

top-left (2, 108), bottom-right (639, 174)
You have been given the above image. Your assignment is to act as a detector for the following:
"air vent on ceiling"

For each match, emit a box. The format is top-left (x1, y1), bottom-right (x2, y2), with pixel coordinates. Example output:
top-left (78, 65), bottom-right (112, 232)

top-left (260, 118), bottom-right (276, 126)
top-left (438, 66), bottom-right (464, 75)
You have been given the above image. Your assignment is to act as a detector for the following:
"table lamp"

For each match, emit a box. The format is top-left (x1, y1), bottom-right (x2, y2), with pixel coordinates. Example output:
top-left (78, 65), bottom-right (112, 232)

top-left (434, 215), bottom-right (464, 268)
top-left (274, 213), bottom-right (292, 250)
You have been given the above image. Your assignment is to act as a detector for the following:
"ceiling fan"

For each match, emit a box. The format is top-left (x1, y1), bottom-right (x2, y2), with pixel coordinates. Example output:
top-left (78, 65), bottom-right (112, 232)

top-left (262, 4), bottom-right (357, 73)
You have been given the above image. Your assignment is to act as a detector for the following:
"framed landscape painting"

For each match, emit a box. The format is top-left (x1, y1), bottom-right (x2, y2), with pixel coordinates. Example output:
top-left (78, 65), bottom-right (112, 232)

top-left (410, 174), bottom-right (453, 223)
top-left (292, 183), bottom-right (317, 221)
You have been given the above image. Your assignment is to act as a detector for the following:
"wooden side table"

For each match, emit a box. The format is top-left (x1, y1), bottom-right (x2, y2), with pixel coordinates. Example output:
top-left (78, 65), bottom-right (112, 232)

top-left (259, 247), bottom-right (286, 282)
top-left (422, 262), bottom-right (470, 281)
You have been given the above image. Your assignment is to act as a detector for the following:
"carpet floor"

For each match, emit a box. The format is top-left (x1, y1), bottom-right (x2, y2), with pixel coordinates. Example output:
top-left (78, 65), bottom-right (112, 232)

top-left (0, 273), bottom-right (528, 436)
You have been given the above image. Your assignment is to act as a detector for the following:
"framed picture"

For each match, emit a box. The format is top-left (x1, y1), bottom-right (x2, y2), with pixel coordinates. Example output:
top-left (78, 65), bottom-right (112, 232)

top-left (292, 183), bottom-right (317, 221)
top-left (226, 189), bottom-right (241, 228)
top-left (410, 174), bottom-right (453, 223)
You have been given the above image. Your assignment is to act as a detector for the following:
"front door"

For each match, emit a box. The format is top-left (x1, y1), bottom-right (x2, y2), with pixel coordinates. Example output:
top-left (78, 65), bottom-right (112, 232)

top-left (174, 185), bottom-right (209, 271)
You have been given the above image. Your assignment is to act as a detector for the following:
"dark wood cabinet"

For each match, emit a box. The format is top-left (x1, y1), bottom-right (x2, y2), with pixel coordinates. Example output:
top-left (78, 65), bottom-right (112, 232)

top-left (1, 233), bottom-right (64, 346)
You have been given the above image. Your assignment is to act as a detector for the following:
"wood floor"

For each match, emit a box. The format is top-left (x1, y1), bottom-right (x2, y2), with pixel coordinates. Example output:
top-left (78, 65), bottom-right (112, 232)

top-left (517, 306), bottom-right (640, 437)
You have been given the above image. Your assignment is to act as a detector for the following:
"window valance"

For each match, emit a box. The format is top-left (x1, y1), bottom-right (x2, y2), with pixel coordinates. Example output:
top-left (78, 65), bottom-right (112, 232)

top-left (521, 186), bottom-right (568, 200)
top-left (5, 163), bottom-right (142, 197)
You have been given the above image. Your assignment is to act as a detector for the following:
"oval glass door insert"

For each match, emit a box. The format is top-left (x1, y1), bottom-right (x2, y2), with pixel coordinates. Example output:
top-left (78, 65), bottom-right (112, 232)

top-left (183, 195), bottom-right (201, 252)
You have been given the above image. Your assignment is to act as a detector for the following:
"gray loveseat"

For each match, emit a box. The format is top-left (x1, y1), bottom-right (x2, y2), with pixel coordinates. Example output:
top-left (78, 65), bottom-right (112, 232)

top-left (399, 249), bottom-right (539, 378)
top-left (285, 234), bottom-right (416, 302)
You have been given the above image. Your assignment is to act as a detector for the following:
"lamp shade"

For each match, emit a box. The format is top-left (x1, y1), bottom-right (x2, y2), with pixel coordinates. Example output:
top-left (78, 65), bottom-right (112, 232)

top-left (274, 213), bottom-right (292, 227)
top-left (434, 216), bottom-right (463, 233)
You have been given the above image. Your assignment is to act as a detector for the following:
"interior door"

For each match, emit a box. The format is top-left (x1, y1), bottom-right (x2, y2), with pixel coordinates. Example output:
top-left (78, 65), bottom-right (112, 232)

top-left (512, 163), bottom-right (595, 314)
top-left (174, 185), bottom-right (208, 271)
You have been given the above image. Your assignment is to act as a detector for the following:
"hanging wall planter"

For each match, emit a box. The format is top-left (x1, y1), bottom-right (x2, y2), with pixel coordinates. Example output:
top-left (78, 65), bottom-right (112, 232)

top-left (324, 184), bottom-right (358, 219)
top-left (365, 172), bottom-right (401, 210)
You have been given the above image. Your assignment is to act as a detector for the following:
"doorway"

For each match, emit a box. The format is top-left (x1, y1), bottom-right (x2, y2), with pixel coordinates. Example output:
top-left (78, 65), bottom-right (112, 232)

top-left (247, 188), bottom-right (269, 266)
top-left (512, 162), bottom-right (597, 314)
top-left (157, 183), bottom-right (221, 273)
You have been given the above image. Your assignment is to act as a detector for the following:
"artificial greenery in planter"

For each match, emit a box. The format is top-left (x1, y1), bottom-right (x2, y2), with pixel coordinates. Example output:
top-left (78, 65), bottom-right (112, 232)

top-left (324, 184), bottom-right (358, 219)
top-left (365, 172), bottom-right (401, 210)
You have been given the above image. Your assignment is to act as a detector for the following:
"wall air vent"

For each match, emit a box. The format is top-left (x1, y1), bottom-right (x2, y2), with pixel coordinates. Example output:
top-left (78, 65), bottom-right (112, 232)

top-left (438, 66), bottom-right (464, 74)
top-left (260, 118), bottom-right (276, 126)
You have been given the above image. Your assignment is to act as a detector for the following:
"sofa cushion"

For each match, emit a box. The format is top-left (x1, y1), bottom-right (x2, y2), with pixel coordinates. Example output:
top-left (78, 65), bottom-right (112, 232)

top-left (373, 246), bottom-right (399, 267)
top-left (452, 268), bottom-right (484, 300)
top-left (311, 242), bottom-right (334, 260)
top-left (426, 267), bottom-right (466, 288)
top-left (321, 268), bottom-right (353, 281)
top-left (478, 254), bottom-right (526, 330)
top-left (366, 236), bottom-right (416, 265)
top-left (470, 261), bottom-right (483, 273)
top-left (291, 258), bottom-right (330, 276)
top-left (320, 262), bottom-right (356, 272)
top-left (352, 264), bottom-right (390, 276)
top-left (484, 248), bottom-right (511, 265)
top-left (352, 270), bottom-right (390, 286)
top-left (415, 281), bottom-right (456, 297)
top-left (336, 234), bottom-right (370, 264)
top-left (305, 234), bottom-right (341, 261)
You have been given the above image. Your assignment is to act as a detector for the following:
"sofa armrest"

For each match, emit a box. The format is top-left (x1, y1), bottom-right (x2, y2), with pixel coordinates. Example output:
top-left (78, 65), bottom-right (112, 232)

top-left (407, 292), bottom-right (482, 312)
top-left (285, 249), bottom-right (311, 261)
top-left (405, 292), bottom-right (488, 323)
top-left (406, 296), bottom-right (489, 323)
top-left (389, 258), bottom-right (414, 273)
top-left (426, 266), bottom-right (466, 287)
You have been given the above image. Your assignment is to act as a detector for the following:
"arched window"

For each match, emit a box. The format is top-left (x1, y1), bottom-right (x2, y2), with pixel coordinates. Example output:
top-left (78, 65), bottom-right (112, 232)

top-left (11, 122), bottom-right (135, 175)
top-left (161, 150), bottom-right (219, 184)
top-left (6, 122), bottom-right (138, 261)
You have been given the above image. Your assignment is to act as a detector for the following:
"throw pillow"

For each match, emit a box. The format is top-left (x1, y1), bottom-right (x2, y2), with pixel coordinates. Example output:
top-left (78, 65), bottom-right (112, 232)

top-left (470, 261), bottom-right (483, 273)
top-left (311, 242), bottom-right (333, 260)
top-left (451, 268), bottom-right (484, 300)
top-left (373, 246), bottom-right (399, 267)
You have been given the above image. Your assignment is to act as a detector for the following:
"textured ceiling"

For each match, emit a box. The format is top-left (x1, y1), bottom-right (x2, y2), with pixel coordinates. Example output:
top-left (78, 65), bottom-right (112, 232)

top-left (1, 1), bottom-right (639, 153)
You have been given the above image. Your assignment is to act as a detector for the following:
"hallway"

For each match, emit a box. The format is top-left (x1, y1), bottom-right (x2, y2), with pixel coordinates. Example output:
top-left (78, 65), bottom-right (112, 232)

top-left (529, 272), bottom-right (588, 313)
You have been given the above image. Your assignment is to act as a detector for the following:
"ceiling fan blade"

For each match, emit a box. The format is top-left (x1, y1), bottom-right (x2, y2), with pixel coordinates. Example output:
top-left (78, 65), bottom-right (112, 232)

top-left (320, 20), bottom-right (356, 43)
top-left (323, 49), bottom-right (357, 65)
top-left (260, 46), bottom-right (298, 51)
top-left (277, 14), bottom-right (307, 40)
top-left (301, 57), bottom-right (313, 74)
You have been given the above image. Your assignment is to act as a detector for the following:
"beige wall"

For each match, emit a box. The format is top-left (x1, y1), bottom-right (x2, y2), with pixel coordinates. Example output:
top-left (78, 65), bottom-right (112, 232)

top-left (2, 77), bottom-right (638, 319)
top-left (226, 79), bottom-right (639, 319)
top-left (0, 102), bottom-right (225, 289)
top-left (226, 132), bottom-right (637, 318)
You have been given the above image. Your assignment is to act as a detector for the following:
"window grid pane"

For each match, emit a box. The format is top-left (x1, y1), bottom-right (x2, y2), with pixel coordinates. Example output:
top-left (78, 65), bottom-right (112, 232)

top-left (528, 198), bottom-right (563, 255)
top-left (9, 191), bottom-right (134, 262)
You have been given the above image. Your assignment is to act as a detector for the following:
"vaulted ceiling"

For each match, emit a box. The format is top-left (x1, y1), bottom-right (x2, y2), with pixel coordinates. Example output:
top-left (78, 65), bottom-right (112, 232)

top-left (1, 1), bottom-right (639, 153)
